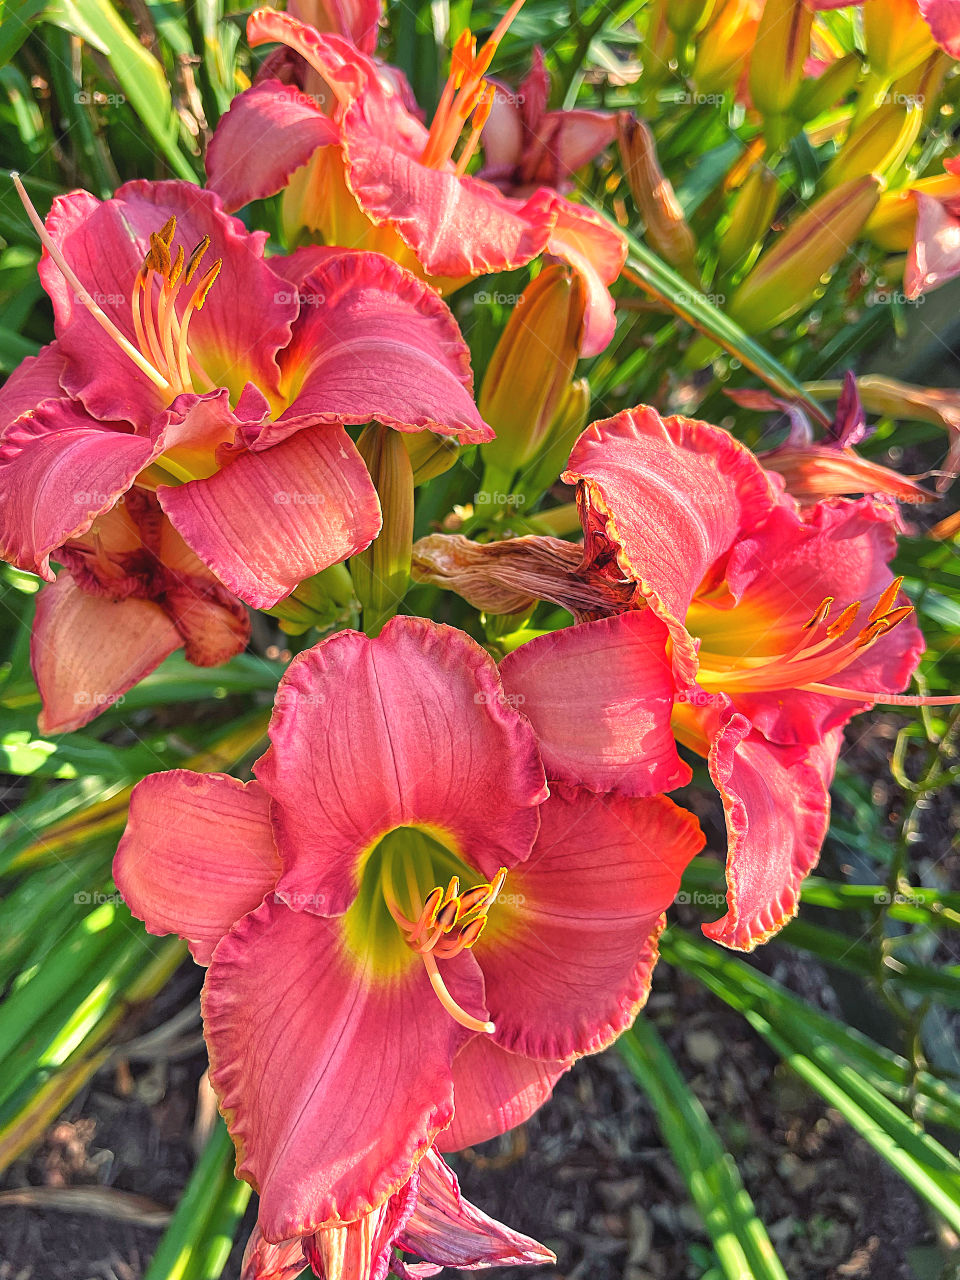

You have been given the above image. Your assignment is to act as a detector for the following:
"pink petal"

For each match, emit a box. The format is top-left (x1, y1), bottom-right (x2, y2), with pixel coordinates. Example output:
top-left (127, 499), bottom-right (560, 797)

top-left (247, 12), bottom-right (384, 105)
top-left (202, 897), bottom-right (485, 1240)
top-left (259, 251), bottom-right (490, 447)
top-left (255, 616), bottom-right (547, 917)
top-left (0, 342), bottom-right (66, 428)
top-left (31, 572), bottom-right (180, 734)
top-left (475, 787), bottom-right (703, 1059)
top-left (158, 424), bottom-right (381, 610)
top-left (918, 0), bottom-right (960, 56)
top-left (288, 0), bottom-right (384, 54)
top-left (206, 79), bottom-right (339, 213)
top-left (478, 83), bottom-right (524, 176)
top-left (905, 190), bottom-right (960, 298)
top-left (0, 398), bottom-right (154, 578)
top-left (114, 772), bottom-right (280, 964)
top-left (438, 1037), bottom-right (569, 1152)
top-left (40, 181), bottom-right (296, 426)
top-left (704, 708), bottom-right (840, 950)
top-left (722, 499), bottom-right (925, 744)
top-left (499, 611), bottom-right (689, 796)
top-left (241, 1226), bottom-right (308, 1280)
top-left (533, 110), bottom-right (619, 181)
top-left (341, 102), bottom-right (555, 278)
top-left (526, 192), bottom-right (626, 356)
top-left (397, 1149), bottom-right (555, 1269)
top-left (306, 1179), bottom-right (418, 1280)
top-left (564, 405), bottom-right (780, 683)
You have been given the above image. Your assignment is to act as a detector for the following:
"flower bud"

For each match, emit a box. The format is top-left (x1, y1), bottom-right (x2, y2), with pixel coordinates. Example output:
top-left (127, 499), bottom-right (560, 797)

top-left (692, 0), bottom-right (762, 95)
top-left (404, 432), bottom-right (460, 486)
top-left (479, 265), bottom-right (585, 475)
top-left (728, 176), bottom-right (880, 331)
top-left (863, 0), bottom-right (936, 80)
top-left (823, 101), bottom-right (922, 189)
top-left (618, 115), bottom-right (698, 273)
top-left (352, 424), bottom-right (414, 635)
top-left (517, 378), bottom-right (592, 504)
top-left (267, 563), bottom-right (358, 636)
top-left (748, 0), bottom-right (813, 119)
top-left (717, 162), bottom-right (780, 273)
top-left (792, 52), bottom-right (862, 123)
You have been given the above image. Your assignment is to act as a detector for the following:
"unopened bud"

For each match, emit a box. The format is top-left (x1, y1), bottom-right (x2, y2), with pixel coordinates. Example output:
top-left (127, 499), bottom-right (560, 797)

top-left (404, 431), bottom-right (460, 486)
top-left (748, 0), bottom-right (813, 119)
top-left (691, 0), bottom-right (763, 95)
top-left (665, 0), bottom-right (712, 36)
top-left (792, 52), bottom-right (862, 123)
top-left (352, 424), bottom-right (414, 635)
top-left (518, 378), bottom-right (592, 505)
top-left (266, 562), bottom-right (359, 635)
top-left (823, 101), bottom-right (922, 189)
top-left (729, 176), bottom-right (880, 332)
top-left (863, 0), bottom-right (936, 80)
top-left (618, 115), bottom-right (698, 273)
top-left (717, 162), bottom-right (780, 273)
top-left (479, 265), bottom-right (585, 474)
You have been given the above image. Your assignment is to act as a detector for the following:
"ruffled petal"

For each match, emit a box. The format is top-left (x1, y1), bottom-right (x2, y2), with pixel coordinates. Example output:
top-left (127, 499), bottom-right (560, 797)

top-left (905, 190), bottom-right (960, 299)
top-left (398, 1149), bottom-right (555, 1270)
top-left (288, 0), bottom-right (384, 53)
top-left (202, 896), bottom-right (485, 1240)
top-left (206, 79), bottom-right (339, 212)
top-left (703, 706), bottom-right (840, 950)
top-left (158, 424), bottom-right (381, 610)
top-left (306, 1177), bottom-right (418, 1280)
top-left (0, 399), bottom-right (155, 578)
top-left (476, 787), bottom-right (703, 1060)
top-left (341, 101), bottom-right (555, 278)
top-left (564, 405), bottom-right (779, 683)
top-left (241, 1226), bottom-right (309, 1280)
top-left (529, 192), bottom-right (626, 356)
top-left (31, 572), bottom-right (180, 734)
top-left (254, 616), bottom-right (547, 916)
top-left (261, 252), bottom-right (489, 446)
top-left (114, 771), bottom-right (280, 964)
top-left (438, 1037), bottom-right (569, 1152)
top-left (40, 181), bottom-right (296, 425)
top-left (0, 342), bottom-right (67, 431)
top-left (722, 498), bottom-right (925, 744)
top-left (499, 611), bottom-right (689, 796)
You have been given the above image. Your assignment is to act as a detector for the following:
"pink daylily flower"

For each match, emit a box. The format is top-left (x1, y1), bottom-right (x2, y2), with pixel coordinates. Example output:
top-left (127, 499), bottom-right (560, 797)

top-left (905, 157), bottom-right (960, 298)
top-left (478, 47), bottom-right (619, 196)
top-left (726, 381), bottom-right (936, 506)
top-left (205, 8), bottom-right (626, 355)
top-left (414, 406), bottom-right (927, 950)
top-left (241, 1145), bottom-right (553, 1280)
top-left (31, 490), bottom-right (248, 734)
top-left (1, 178), bottom-right (488, 617)
top-left (114, 615), bottom-right (702, 1242)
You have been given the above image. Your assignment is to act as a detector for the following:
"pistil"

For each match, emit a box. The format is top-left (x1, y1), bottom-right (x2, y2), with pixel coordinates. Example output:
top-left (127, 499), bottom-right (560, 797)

top-left (11, 174), bottom-right (221, 404)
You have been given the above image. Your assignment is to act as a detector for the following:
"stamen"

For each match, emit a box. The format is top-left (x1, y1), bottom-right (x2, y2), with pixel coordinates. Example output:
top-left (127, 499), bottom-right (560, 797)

top-left (11, 173), bottom-right (170, 392)
top-left (419, 0), bottom-right (527, 170)
top-left (157, 215), bottom-right (177, 247)
top-left (803, 596), bottom-right (833, 630)
top-left (149, 230), bottom-right (172, 279)
top-left (826, 601), bottom-right (860, 639)
top-left (183, 236), bottom-right (210, 286)
top-left (868, 575), bottom-right (904, 624)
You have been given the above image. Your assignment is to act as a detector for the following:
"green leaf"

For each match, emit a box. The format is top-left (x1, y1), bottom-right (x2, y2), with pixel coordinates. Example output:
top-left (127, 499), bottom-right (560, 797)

top-left (665, 931), bottom-right (960, 1230)
top-left (620, 1018), bottom-right (789, 1280)
top-left (44, 0), bottom-right (197, 180)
